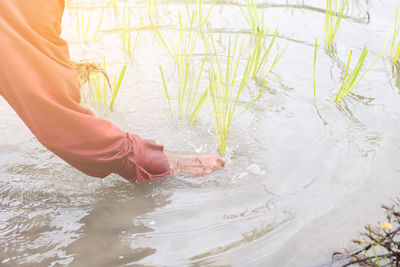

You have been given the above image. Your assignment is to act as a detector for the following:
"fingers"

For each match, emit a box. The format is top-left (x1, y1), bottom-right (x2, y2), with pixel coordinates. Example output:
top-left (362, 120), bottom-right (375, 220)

top-left (216, 158), bottom-right (225, 168)
top-left (167, 153), bottom-right (225, 177)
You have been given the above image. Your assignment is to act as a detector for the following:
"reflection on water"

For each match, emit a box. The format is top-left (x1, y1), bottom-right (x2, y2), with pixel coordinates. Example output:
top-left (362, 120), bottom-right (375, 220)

top-left (66, 185), bottom-right (171, 266)
top-left (1, 1), bottom-right (400, 266)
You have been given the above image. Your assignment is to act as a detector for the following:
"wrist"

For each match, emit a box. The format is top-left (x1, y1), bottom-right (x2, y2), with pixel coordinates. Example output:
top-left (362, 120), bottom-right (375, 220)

top-left (165, 152), bottom-right (179, 174)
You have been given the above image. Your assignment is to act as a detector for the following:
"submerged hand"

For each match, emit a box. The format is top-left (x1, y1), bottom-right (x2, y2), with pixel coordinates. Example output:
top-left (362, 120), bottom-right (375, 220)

top-left (166, 153), bottom-right (225, 176)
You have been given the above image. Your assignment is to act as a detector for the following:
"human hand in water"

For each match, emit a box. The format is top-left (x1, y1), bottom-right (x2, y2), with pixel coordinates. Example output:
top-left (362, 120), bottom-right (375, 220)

top-left (166, 153), bottom-right (225, 176)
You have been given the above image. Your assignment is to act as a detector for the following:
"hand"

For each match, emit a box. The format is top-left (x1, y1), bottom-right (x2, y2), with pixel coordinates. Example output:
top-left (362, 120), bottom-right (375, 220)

top-left (166, 152), bottom-right (225, 176)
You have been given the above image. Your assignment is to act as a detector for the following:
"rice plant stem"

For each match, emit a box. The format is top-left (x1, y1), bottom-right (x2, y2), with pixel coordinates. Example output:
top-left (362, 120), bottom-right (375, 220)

top-left (313, 39), bottom-right (318, 106)
top-left (159, 66), bottom-right (174, 117)
top-left (109, 65), bottom-right (127, 109)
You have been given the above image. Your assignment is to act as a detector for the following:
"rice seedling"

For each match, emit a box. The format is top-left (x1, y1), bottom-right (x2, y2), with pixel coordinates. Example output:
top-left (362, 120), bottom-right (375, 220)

top-left (208, 35), bottom-right (266, 155)
top-left (394, 44), bottom-right (400, 65)
top-left (174, 11), bottom-right (202, 118)
top-left (152, 2), bottom-right (209, 62)
top-left (73, 1), bottom-right (104, 41)
top-left (120, 4), bottom-right (140, 58)
top-left (324, 0), bottom-right (348, 48)
top-left (313, 39), bottom-right (318, 105)
top-left (121, 4), bottom-right (132, 53)
top-left (109, 65), bottom-right (127, 109)
top-left (151, 22), bottom-right (177, 65)
top-left (159, 58), bottom-right (208, 123)
top-left (159, 66), bottom-right (174, 117)
top-left (186, 69), bottom-right (209, 124)
top-left (334, 46), bottom-right (378, 105)
top-left (184, 0), bottom-right (215, 32)
top-left (156, 9), bottom-right (209, 122)
top-left (383, 0), bottom-right (400, 64)
top-left (334, 48), bottom-right (366, 105)
top-left (109, 0), bottom-right (119, 9)
top-left (147, 0), bottom-right (160, 21)
top-left (238, 0), bottom-right (263, 35)
top-left (65, 0), bottom-right (74, 8)
top-left (248, 28), bottom-right (286, 79)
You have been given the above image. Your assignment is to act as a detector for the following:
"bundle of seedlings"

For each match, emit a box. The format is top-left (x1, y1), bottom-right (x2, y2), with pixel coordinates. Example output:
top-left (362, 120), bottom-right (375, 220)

top-left (208, 35), bottom-right (266, 155)
top-left (71, 60), bottom-right (112, 89)
top-left (332, 197), bottom-right (400, 266)
top-left (71, 60), bottom-right (126, 109)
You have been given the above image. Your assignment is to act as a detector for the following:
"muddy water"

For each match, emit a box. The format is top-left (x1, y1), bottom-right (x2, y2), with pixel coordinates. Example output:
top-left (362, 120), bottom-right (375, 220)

top-left (2, 0), bottom-right (400, 266)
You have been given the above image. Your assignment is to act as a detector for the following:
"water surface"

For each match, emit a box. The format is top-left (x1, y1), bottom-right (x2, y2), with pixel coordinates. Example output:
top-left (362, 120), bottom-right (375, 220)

top-left (1, 0), bottom-right (400, 266)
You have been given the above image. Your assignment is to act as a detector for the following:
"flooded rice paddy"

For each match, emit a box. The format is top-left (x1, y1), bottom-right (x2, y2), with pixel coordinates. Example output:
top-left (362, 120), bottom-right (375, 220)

top-left (1, 0), bottom-right (400, 266)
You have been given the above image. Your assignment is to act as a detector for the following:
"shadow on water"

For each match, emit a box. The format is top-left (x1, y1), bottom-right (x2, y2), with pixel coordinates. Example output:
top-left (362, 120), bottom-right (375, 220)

top-left (324, 44), bottom-right (349, 77)
top-left (335, 98), bottom-right (382, 158)
top-left (314, 103), bottom-right (329, 127)
top-left (0, 167), bottom-right (172, 267)
top-left (66, 183), bottom-right (172, 267)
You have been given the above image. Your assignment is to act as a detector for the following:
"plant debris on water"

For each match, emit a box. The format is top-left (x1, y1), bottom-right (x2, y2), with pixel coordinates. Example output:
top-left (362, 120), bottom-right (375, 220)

top-left (333, 197), bottom-right (400, 266)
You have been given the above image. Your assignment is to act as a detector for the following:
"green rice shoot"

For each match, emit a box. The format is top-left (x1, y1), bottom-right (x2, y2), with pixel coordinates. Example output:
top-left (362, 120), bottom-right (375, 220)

top-left (159, 65), bottom-right (174, 117)
top-left (313, 38), bottom-right (318, 105)
top-left (324, 0), bottom-right (348, 48)
top-left (383, 0), bottom-right (400, 64)
top-left (156, 10), bottom-right (209, 122)
top-left (72, 0), bottom-right (104, 42)
top-left (239, 0), bottom-right (262, 35)
top-left (109, 65), bottom-right (127, 109)
top-left (334, 46), bottom-right (378, 105)
top-left (208, 35), bottom-right (266, 155)
top-left (248, 28), bottom-right (285, 79)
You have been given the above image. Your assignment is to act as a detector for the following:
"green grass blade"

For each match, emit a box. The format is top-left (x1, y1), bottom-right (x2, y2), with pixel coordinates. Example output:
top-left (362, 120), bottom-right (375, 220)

top-left (109, 65), bottom-right (127, 109)
top-left (314, 38), bottom-right (318, 105)
top-left (159, 65), bottom-right (174, 117)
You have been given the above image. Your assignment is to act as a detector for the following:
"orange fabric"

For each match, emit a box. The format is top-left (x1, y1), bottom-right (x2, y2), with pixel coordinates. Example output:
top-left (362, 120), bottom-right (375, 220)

top-left (0, 0), bottom-right (171, 182)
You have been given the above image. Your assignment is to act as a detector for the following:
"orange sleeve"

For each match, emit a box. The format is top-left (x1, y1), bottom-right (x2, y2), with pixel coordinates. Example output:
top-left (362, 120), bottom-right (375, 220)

top-left (0, 0), bottom-right (171, 182)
